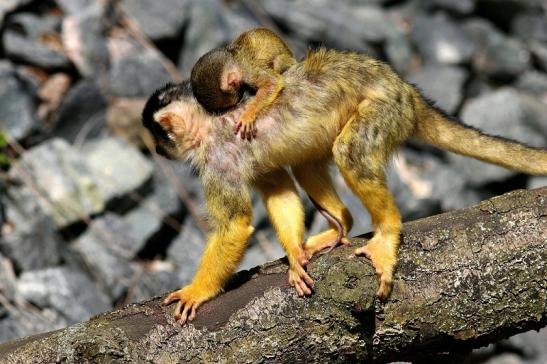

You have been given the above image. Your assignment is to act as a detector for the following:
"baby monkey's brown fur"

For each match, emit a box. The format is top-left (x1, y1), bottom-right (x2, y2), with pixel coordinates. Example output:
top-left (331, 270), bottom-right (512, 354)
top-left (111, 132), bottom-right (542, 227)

top-left (144, 47), bottom-right (547, 324)
top-left (191, 28), bottom-right (296, 140)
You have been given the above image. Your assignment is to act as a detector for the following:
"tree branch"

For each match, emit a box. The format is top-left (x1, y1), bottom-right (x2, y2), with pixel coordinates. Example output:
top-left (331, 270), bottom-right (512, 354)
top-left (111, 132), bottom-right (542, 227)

top-left (1, 187), bottom-right (545, 363)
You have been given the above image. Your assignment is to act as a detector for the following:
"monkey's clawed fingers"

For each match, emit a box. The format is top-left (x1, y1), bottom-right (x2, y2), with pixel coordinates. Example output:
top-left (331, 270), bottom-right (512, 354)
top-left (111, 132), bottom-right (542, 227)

top-left (235, 121), bottom-right (257, 140)
top-left (288, 265), bottom-right (315, 297)
top-left (163, 288), bottom-right (203, 324)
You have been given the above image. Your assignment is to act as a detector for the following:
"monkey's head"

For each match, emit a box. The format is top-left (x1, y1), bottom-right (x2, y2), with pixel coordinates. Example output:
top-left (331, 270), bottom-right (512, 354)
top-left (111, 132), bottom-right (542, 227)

top-left (190, 48), bottom-right (243, 113)
top-left (142, 81), bottom-right (210, 160)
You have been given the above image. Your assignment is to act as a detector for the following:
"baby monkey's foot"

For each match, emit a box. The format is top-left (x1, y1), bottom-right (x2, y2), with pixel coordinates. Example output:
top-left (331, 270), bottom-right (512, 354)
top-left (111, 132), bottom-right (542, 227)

top-left (354, 237), bottom-right (396, 300)
top-left (288, 250), bottom-right (314, 296)
top-left (235, 114), bottom-right (258, 140)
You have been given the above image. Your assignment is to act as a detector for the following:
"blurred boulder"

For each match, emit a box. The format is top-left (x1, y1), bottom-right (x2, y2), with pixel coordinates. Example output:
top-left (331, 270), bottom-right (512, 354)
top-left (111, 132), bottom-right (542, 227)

top-left (2, 188), bottom-right (62, 271)
top-left (0, 61), bottom-right (40, 141)
top-left (449, 88), bottom-right (547, 185)
top-left (125, 261), bottom-right (181, 303)
top-left (167, 218), bottom-right (204, 283)
top-left (511, 13), bottom-right (547, 43)
top-left (408, 64), bottom-right (468, 114)
top-left (108, 48), bottom-right (172, 97)
top-left (16, 266), bottom-right (111, 322)
top-left (70, 215), bottom-right (141, 300)
top-left (423, 0), bottom-right (475, 14)
top-left (0, 0), bottom-right (33, 23)
top-left (62, 2), bottom-right (110, 79)
top-left (530, 41), bottom-right (547, 72)
top-left (37, 73), bottom-right (72, 125)
top-left (121, 0), bottom-right (189, 40)
top-left (0, 253), bottom-right (17, 300)
top-left (528, 176), bottom-right (547, 190)
top-left (51, 80), bottom-right (108, 142)
top-left (411, 15), bottom-right (475, 64)
top-left (0, 310), bottom-right (66, 344)
top-left (54, 0), bottom-right (96, 14)
top-left (464, 19), bottom-right (530, 79)
top-left (385, 32), bottom-right (414, 75)
top-left (178, 0), bottom-right (227, 76)
top-left (515, 71), bottom-right (547, 96)
top-left (106, 97), bottom-right (148, 147)
top-left (82, 137), bottom-right (153, 211)
top-left (3, 13), bottom-right (69, 70)
top-left (8, 138), bottom-right (104, 228)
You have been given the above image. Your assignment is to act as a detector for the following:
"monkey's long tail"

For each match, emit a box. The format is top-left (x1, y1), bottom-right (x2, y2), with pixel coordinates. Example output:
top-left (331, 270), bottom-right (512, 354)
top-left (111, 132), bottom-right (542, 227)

top-left (414, 105), bottom-right (547, 175)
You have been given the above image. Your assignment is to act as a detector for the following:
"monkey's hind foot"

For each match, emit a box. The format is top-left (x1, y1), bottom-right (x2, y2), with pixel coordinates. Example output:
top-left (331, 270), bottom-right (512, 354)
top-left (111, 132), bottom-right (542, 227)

top-left (304, 229), bottom-right (351, 259)
top-left (288, 261), bottom-right (315, 297)
top-left (354, 236), bottom-right (396, 300)
top-left (163, 285), bottom-right (213, 324)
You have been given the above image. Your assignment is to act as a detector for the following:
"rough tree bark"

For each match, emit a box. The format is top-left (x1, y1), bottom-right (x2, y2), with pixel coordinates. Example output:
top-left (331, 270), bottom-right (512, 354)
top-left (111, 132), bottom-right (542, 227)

top-left (0, 187), bottom-right (545, 363)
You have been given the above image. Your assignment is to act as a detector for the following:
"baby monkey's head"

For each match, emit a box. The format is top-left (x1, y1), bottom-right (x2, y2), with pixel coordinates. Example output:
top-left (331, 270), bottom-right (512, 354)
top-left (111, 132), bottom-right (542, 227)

top-left (142, 81), bottom-right (210, 160)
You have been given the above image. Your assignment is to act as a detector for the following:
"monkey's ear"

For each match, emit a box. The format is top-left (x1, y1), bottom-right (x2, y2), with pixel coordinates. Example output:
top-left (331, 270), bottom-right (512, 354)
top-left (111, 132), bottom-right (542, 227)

top-left (157, 113), bottom-right (174, 132)
top-left (221, 66), bottom-right (242, 92)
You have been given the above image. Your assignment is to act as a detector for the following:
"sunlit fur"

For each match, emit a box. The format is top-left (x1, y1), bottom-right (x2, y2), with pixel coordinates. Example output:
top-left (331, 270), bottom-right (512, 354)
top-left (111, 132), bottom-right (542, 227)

top-left (144, 48), bottom-right (547, 321)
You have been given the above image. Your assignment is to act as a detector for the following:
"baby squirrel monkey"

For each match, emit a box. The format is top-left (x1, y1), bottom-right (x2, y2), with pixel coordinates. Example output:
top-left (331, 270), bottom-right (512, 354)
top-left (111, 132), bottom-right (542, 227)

top-left (191, 28), bottom-right (296, 140)
top-left (143, 43), bottom-right (547, 324)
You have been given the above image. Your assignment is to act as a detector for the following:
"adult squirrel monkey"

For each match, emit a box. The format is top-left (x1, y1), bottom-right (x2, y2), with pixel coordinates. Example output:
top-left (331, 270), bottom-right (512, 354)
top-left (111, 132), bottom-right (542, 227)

top-left (190, 28), bottom-right (296, 140)
top-left (143, 45), bottom-right (547, 323)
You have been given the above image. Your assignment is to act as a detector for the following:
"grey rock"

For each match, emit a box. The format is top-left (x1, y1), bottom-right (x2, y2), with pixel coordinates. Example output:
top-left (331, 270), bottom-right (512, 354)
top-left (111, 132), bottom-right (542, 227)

top-left (500, 328), bottom-right (547, 364)
top-left (408, 64), bottom-right (468, 114)
top-left (385, 32), bottom-right (414, 75)
top-left (464, 19), bottom-right (530, 79)
top-left (2, 187), bottom-right (62, 271)
top-left (530, 41), bottom-right (547, 72)
top-left (125, 262), bottom-right (181, 303)
top-left (0, 61), bottom-right (40, 141)
top-left (108, 48), bottom-right (172, 97)
top-left (411, 15), bottom-right (475, 65)
top-left (62, 3), bottom-right (110, 79)
top-left (82, 137), bottom-right (153, 209)
top-left (0, 0), bottom-right (33, 23)
top-left (121, 0), bottom-right (189, 40)
top-left (3, 30), bottom-right (70, 70)
top-left (0, 310), bottom-right (67, 344)
top-left (511, 13), bottom-right (547, 43)
top-left (239, 239), bottom-right (284, 272)
top-left (55, 0), bottom-right (96, 14)
top-left (400, 149), bottom-right (481, 212)
top-left (423, 0), bottom-right (475, 14)
top-left (515, 71), bottom-right (547, 95)
top-left (123, 174), bottom-right (181, 244)
top-left (3, 13), bottom-right (68, 70)
top-left (17, 267), bottom-right (111, 323)
top-left (260, 1), bottom-right (394, 49)
top-left (51, 81), bottom-right (108, 143)
top-left (450, 88), bottom-right (547, 185)
top-left (167, 218), bottom-right (204, 283)
top-left (0, 253), bottom-right (17, 300)
top-left (8, 13), bottom-right (62, 39)
top-left (528, 176), bottom-right (547, 189)
top-left (71, 215), bottom-right (141, 299)
top-left (8, 138), bottom-right (104, 228)
top-left (177, 0), bottom-right (227, 76)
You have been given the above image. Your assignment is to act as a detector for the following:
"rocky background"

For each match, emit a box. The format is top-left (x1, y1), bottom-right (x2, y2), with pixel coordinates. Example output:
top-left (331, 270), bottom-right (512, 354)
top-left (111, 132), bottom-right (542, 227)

top-left (0, 0), bottom-right (545, 362)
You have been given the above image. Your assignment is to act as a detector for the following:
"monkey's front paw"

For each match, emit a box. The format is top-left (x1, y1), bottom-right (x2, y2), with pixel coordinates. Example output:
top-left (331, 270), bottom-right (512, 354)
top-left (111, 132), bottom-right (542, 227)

top-left (354, 239), bottom-right (396, 300)
top-left (163, 285), bottom-right (213, 324)
top-left (288, 264), bottom-right (315, 297)
top-left (234, 115), bottom-right (258, 140)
